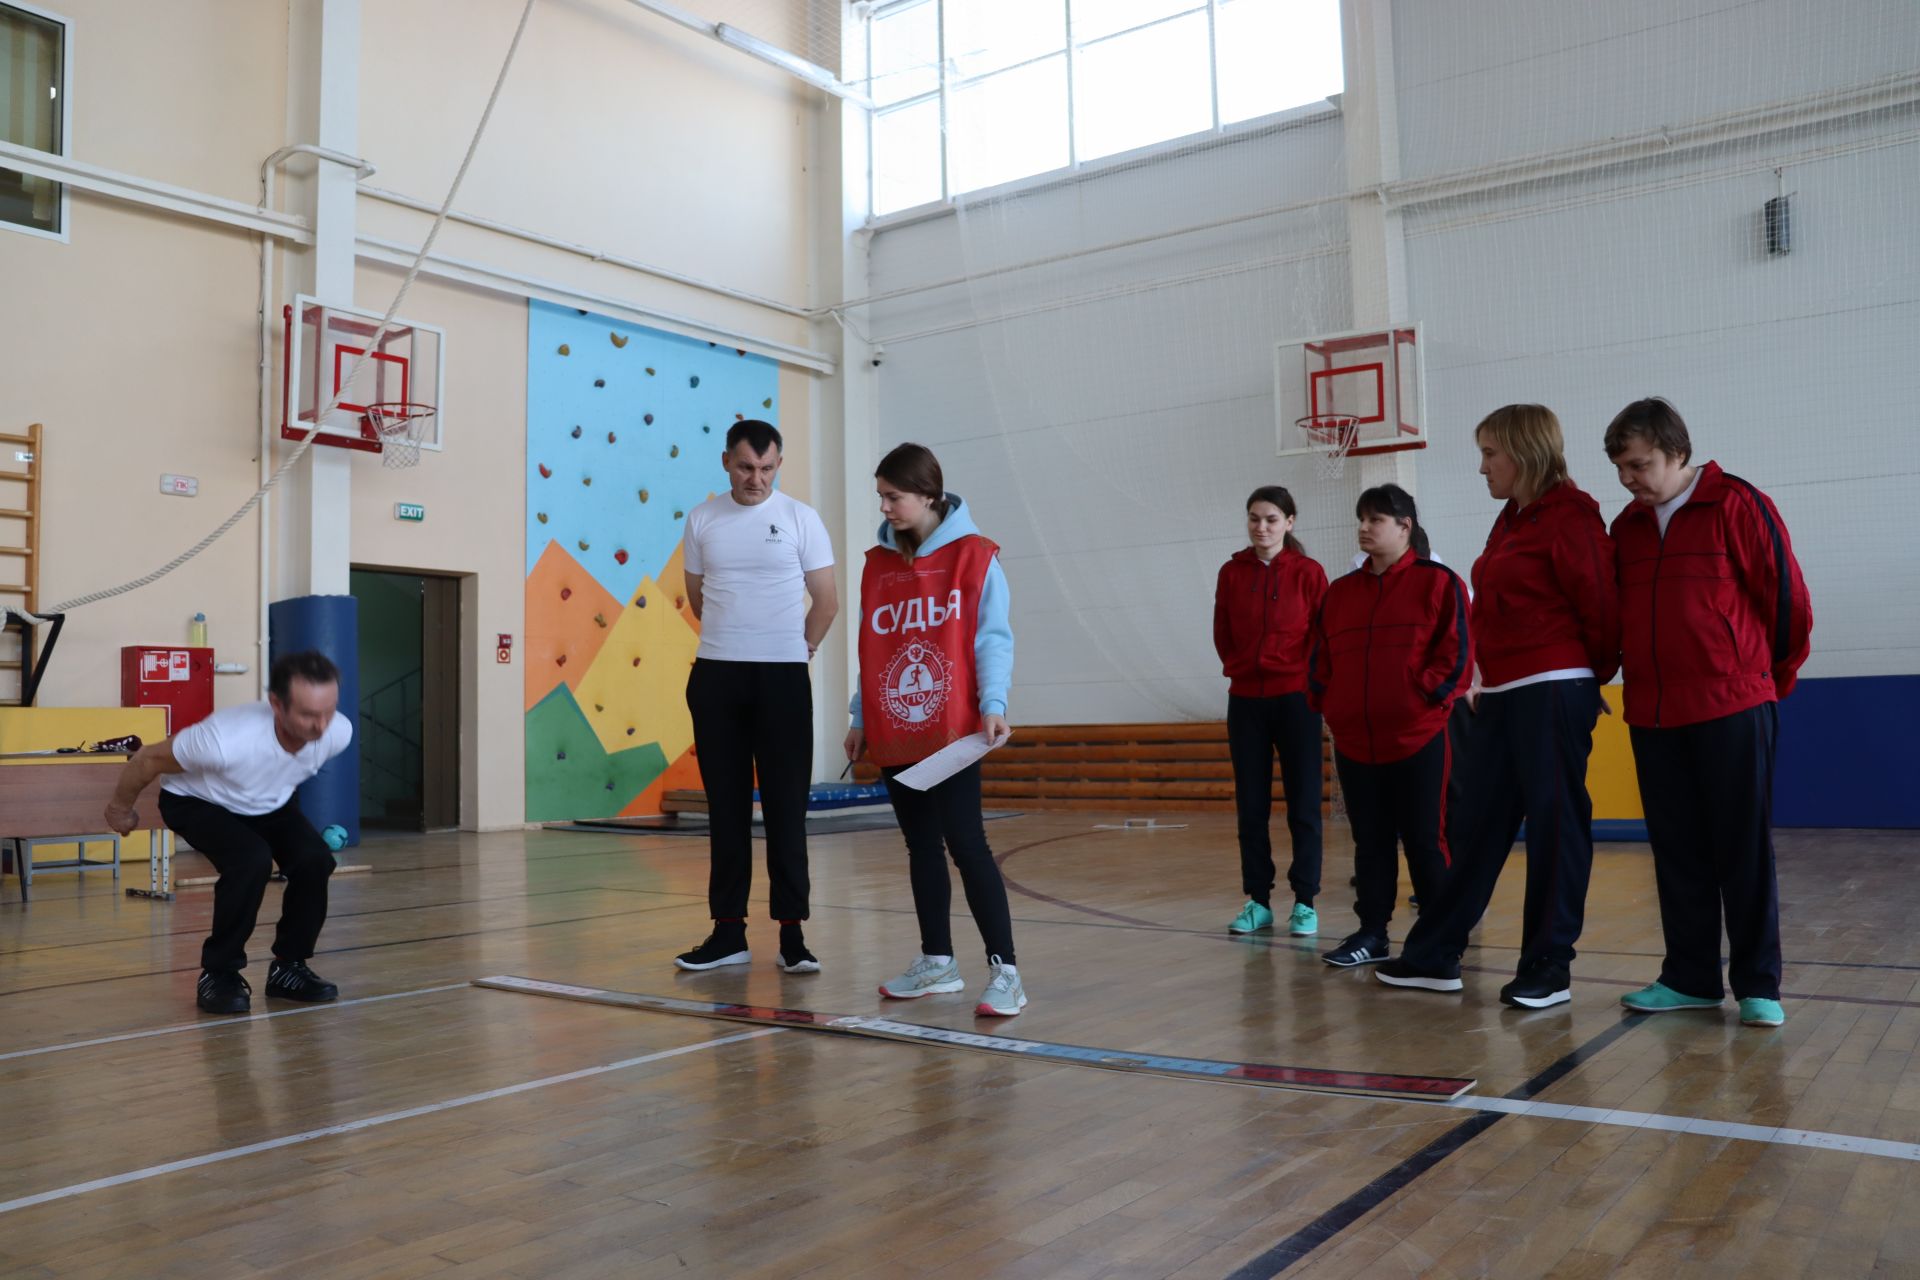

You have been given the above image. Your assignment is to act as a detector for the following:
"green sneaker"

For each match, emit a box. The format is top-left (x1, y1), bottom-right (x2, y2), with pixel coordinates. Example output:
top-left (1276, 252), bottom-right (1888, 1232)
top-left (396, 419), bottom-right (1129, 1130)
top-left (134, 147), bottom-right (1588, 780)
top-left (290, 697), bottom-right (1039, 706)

top-left (1620, 981), bottom-right (1721, 1013)
top-left (1228, 900), bottom-right (1275, 935)
top-left (1739, 997), bottom-right (1785, 1027)
top-left (1287, 904), bottom-right (1318, 936)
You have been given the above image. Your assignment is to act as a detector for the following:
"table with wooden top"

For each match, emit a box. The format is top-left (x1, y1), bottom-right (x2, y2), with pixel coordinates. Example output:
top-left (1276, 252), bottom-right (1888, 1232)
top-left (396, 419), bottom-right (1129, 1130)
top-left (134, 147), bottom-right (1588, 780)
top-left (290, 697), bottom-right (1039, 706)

top-left (0, 756), bottom-right (174, 900)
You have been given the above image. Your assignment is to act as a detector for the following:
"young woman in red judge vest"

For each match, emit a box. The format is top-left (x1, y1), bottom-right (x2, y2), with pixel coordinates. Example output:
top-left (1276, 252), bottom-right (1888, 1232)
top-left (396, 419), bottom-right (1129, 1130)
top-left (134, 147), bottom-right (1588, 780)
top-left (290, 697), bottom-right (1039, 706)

top-left (1605, 398), bottom-right (1811, 1028)
top-left (1307, 485), bottom-right (1471, 969)
top-left (843, 444), bottom-right (1028, 1017)
top-left (1215, 486), bottom-right (1330, 940)
top-left (1377, 404), bottom-right (1620, 1009)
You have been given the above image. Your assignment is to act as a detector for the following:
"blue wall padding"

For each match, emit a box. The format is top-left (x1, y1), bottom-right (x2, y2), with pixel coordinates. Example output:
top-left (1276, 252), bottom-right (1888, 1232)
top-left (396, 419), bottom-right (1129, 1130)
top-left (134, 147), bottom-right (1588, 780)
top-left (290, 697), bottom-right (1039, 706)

top-left (270, 594), bottom-right (361, 846)
top-left (1775, 675), bottom-right (1920, 829)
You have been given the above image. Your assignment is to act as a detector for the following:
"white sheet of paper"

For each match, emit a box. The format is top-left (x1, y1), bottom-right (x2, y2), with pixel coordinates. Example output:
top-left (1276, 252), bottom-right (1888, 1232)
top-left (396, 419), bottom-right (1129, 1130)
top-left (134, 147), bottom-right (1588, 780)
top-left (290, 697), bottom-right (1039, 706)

top-left (892, 731), bottom-right (998, 791)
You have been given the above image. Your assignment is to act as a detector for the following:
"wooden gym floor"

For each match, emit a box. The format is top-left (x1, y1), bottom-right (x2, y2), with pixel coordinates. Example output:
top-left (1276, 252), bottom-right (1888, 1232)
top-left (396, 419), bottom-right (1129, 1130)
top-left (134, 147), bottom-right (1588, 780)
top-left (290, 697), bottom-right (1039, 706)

top-left (4, 815), bottom-right (1920, 1278)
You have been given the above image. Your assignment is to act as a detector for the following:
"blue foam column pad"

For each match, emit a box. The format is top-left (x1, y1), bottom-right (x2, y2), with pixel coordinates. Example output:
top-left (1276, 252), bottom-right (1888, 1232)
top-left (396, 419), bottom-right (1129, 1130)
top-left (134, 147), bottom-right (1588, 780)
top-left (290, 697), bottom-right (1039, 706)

top-left (269, 594), bottom-right (361, 846)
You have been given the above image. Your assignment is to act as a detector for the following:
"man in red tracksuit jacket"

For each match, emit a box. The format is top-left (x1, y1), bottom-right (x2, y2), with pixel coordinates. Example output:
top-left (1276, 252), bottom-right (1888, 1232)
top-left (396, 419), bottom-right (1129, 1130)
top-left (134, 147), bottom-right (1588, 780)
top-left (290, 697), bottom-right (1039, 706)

top-left (1309, 486), bottom-right (1471, 967)
top-left (1605, 398), bottom-right (1812, 1029)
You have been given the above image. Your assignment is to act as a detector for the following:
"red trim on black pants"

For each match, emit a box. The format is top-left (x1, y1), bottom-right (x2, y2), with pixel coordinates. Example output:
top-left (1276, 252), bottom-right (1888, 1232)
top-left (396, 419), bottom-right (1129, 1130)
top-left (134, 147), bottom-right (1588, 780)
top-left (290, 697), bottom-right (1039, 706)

top-left (686, 658), bottom-right (813, 922)
top-left (1399, 678), bottom-right (1602, 971)
top-left (1334, 727), bottom-right (1450, 936)
top-left (1227, 692), bottom-right (1324, 906)
top-left (1630, 704), bottom-right (1783, 1000)
top-left (158, 790), bottom-right (335, 974)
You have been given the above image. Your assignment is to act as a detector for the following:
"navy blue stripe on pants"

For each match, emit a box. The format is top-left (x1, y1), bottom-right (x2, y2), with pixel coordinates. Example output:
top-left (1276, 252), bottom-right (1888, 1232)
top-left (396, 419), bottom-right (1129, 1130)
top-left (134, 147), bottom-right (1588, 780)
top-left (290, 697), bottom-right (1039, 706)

top-left (1630, 703), bottom-right (1782, 1001)
top-left (1334, 727), bottom-right (1451, 937)
top-left (1400, 678), bottom-right (1601, 972)
top-left (1226, 692), bottom-right (1324, 906)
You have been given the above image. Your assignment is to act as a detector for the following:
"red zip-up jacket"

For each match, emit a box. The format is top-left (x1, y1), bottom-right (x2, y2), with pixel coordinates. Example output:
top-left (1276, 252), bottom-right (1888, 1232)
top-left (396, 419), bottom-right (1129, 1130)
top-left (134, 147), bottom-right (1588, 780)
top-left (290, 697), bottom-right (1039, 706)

top-left (1308, 550), bottom-right (1472, 764)
top-left (1611, 461), bottom-right (1812, 729)
top-left (1214, 546), bottom-right (1329, 698)
top-left (1471, 481), bottom-right (1621, 686)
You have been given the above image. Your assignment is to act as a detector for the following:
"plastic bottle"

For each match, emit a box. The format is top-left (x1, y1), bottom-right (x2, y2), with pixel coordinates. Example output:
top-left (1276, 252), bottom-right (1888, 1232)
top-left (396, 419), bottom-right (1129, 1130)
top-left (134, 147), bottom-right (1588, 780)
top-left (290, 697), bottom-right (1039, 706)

top-left (188, 612), bottom-right (208, 648)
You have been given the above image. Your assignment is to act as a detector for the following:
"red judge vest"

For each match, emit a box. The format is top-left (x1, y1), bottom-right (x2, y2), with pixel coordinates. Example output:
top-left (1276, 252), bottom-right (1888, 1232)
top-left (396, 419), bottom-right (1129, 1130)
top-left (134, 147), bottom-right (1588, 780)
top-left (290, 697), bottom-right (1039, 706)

top-left (859, 535), bottom-right (997, 767)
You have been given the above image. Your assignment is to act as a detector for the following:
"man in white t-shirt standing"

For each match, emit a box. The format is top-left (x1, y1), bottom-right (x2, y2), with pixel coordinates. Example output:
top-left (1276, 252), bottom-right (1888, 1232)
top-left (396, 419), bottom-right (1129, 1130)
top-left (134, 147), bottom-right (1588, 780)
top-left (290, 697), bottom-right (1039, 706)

top-left (105, 650), bottom-right (354, 1014)
top-left (676, 419), bottom-right (838, 974)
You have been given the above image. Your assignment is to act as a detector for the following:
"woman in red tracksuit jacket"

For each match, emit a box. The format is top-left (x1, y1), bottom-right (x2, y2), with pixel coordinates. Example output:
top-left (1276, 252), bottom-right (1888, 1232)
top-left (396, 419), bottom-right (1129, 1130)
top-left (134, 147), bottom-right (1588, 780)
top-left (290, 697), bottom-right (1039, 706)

top-left (1377, 403), bottom-right (1619, 1010)
top-left (1215, 486), bottom-right (1330, 940)
top-left (1605, 398), bottom-right (1811, 1029)
top-left (1308, 484), bottom-right (1470, 969)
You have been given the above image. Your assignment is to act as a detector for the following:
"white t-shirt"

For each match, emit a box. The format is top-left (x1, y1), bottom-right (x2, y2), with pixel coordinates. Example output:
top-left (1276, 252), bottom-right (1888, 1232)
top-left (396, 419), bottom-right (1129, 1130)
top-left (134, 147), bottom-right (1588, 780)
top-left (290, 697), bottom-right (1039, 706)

top-left (161, 701), bottom-right (354, 816)
top-left (683, 490), bottom-right (834, 662)
top-left (1655, 470), bottom-right (1702, 538)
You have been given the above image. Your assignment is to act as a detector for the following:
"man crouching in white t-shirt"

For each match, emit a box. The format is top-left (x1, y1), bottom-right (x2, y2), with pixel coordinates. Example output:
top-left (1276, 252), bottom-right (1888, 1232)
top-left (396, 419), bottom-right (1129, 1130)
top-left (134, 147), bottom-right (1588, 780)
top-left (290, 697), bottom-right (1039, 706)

top-left (105, 650), bottom-right (354, 1014)
top-left (675, 419), bottom-right (838, 974)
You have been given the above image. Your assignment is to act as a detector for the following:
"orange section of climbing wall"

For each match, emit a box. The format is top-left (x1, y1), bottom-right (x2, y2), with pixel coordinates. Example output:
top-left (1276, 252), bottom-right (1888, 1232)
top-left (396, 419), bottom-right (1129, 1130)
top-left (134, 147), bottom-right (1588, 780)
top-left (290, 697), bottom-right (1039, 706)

top-left (524, 541), bottom-right (625, 712)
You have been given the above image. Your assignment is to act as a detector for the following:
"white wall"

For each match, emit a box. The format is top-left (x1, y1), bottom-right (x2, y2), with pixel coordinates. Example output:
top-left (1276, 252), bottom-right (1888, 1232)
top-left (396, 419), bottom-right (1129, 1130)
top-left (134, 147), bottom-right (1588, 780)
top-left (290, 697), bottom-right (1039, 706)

top-left (862, 0), bottom-right (1920, 725)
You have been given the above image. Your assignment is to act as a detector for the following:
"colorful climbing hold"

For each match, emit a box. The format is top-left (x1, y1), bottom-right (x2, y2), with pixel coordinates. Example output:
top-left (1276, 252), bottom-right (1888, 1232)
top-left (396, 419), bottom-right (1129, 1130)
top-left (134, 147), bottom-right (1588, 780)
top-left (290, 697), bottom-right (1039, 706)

top-left (636, 595), bottom-right (648, 608)
top-left (594, 703), bottom-right (604, 713)
top-left (556, 749), bottom-right (567, 760)
top-left (644, 413), bottom-right (654, 425)
top-left (702, 425), bottom-right (711, 433)
top-left (610, 332), bottom-right (628, 348)
top-left (675, 595), bottom-right (685, 610)
top-left (631, 657), bottom-right (640, 667)
top-left (570, 425), bottom-right (582, 438)
top-left (626, 727), bottom-right (635, 736)
top-left (557, 343), bottom-right (570, 356)
top-left (555, 655), bottom-right (567, 667)
top-left (638, 488), bottom-right (649, 503)
top-left (592, 612), bottom-right (607, 628)
top-left (582, 476), bottom-right (592, 486)
top-left (645, 367), bottom-right (655, 376)
top-left (673, 510), bottom-right (684, 519)
top-left (670, 445), bottom-right (679, 458)
top-left (737, 348), bottom-right (747, 356)
top-left (560, 587), bottom-right (572, 600)
top-left (689, 375), bottom-right (701, 388)
top-left (577, 539), bottom-right (590, 552)
top-left (614, 549), bottom-right (629, 565)
top-left (607, 431), bottom-right (617, 443)
top-left (538, 463), bottom-right (551, 478)
top-left (594, 378), bottom-right (605, 388)
top-left (735, 413), bottom-right (745, 420)
top-left (762, 398), bottom-right (773, 409)
top-left (536, 512), bottom-right (548, 523)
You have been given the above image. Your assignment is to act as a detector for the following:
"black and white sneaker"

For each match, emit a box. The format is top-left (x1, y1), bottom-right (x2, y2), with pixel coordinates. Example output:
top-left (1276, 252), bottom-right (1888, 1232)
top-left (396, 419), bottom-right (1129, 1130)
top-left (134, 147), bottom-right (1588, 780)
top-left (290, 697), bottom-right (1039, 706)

top-left (776, 924), bottom-right (820, 973)
top-left (1374, 958), bottom-right (1464, 992)
top-left (675, 929), bottom-right (751, 971)
top-left (1322, 933), bottom-right (1391, 968)
top-left (197, 970), bottom-right (252, 1015)
top-left (266, 958), bottom-right (339, 1002)
top-left (1500, 962), bottom-right (1571, 1009)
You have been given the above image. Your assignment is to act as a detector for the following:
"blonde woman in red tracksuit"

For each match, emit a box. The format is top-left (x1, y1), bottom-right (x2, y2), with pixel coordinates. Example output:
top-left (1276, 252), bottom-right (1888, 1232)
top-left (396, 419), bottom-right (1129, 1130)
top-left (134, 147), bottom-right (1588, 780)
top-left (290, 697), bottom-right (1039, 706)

top-left (1308, 484), bottom-right (1471, 969)
top-left (1378, 403), bottom-right (1619, 1009)
top-left (1605, 398), bottom-right (1811, 1029)
top-left (1215, 485), bottom-right (1330, 939)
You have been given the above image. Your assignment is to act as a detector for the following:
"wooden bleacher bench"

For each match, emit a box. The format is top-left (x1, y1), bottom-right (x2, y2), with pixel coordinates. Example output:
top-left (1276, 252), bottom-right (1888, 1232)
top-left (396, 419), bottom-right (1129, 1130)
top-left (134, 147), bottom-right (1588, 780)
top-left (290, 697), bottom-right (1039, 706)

top-left (854, 722), bottom-right (1334, 813)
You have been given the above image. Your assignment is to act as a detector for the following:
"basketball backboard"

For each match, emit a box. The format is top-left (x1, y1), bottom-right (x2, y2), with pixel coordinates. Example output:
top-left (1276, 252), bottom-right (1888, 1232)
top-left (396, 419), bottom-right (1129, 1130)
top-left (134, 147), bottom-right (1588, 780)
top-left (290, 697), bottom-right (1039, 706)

top-left (1275, 325), bottom-right (1425, 459)
top-left (282, 296), bottom-right (445, 455)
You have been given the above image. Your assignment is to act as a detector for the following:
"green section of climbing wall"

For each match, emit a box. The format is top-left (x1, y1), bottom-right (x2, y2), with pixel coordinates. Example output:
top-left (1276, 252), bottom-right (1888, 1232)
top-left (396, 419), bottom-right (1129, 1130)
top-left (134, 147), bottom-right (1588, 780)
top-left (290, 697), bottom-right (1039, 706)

top-left (524, 682), bottom-right (669, 822)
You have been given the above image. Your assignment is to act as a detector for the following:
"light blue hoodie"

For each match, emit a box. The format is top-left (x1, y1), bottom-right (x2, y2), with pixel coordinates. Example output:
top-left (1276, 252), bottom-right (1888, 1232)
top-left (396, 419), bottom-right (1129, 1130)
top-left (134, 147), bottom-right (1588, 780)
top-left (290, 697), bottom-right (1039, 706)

top-left (849, 492), bottom-right (1013, 729)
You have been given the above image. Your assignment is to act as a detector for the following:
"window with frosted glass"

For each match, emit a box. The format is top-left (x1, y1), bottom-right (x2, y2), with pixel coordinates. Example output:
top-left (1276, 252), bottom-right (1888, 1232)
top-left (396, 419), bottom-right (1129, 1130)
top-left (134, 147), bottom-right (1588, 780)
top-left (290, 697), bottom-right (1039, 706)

top-left (0, 1), bottom-right (66, 237)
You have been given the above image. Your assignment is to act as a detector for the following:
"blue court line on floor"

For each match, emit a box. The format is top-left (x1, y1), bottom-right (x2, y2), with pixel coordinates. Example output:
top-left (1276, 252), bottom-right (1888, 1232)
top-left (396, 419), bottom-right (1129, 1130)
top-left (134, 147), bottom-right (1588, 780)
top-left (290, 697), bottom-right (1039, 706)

top-left (1227, 1016), bottom-right (1644, 1278)
top-left (472, 976), bottom-right (1478, 1101)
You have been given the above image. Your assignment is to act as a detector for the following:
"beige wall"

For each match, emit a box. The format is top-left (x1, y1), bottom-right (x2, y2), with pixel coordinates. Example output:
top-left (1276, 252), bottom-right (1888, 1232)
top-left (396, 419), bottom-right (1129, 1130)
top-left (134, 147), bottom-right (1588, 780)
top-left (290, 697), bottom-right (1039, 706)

top-left (2, 0), bottom-right (831, 828)
top-left (0, 1), bottom-right (286, 713)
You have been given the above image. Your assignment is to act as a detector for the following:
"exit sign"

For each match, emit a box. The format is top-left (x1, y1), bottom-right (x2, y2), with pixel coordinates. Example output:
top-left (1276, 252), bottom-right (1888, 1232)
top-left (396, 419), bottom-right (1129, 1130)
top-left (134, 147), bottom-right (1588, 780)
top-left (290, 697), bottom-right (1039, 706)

top-left (394, 503), bottom-right (426, 522)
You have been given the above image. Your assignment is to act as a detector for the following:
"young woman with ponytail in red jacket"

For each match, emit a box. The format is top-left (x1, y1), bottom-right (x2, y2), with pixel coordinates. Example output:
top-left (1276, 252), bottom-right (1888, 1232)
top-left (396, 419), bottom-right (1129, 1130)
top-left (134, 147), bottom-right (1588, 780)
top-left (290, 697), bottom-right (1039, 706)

top-left (1377, 404), bottom-right (1619, 1009)
top-left (1308, 484), bottom-right (1471, 968)
top-left (1215, 486), bottom-right (1330, 939)
top-left (1605, 398), bottom-right (1811, 1029)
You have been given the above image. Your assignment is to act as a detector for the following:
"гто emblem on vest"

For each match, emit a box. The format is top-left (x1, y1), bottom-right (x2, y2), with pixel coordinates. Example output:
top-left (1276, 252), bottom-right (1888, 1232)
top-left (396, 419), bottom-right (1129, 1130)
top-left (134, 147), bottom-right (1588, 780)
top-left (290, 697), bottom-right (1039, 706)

top-left (881, 641), bottom-right (950, 725)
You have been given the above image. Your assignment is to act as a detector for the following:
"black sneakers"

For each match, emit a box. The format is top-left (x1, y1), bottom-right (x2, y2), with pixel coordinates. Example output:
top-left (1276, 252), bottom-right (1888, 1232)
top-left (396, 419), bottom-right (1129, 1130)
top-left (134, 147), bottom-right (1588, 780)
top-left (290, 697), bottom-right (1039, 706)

top-left (197, 970), bottom-right (252, 1015)
top-left (1374, 957), bottom-right (1465, 992)
top-left (1500, 961), bottom-right (1571, 1009)
top-left (1322, 932), bottom-right (1391, 968)
top-left (777, 924), bottom-right (820, 974)
top-left (675, 927), bottom-right (751, 971)
top-left (267, 958), bottom-right (339, 1002)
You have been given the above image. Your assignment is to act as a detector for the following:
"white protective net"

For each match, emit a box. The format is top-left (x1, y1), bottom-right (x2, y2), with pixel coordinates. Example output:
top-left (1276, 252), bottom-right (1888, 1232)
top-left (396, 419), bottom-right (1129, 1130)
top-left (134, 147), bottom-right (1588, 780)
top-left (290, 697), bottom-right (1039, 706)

top-left (864, 0), bottom-right (1920, 725)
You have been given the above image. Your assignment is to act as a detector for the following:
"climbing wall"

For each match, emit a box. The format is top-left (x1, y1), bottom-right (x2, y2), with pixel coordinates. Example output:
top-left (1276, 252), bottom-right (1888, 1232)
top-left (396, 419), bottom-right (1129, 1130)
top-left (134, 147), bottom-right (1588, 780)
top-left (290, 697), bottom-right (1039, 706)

top-left (524, 300), bottom-right (779, 821)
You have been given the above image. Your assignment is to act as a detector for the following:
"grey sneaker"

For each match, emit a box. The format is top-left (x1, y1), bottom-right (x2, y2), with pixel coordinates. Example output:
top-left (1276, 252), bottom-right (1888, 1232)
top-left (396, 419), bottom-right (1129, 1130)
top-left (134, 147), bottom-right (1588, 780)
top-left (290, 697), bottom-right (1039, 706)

top-left (879, 954), bottom-right (964, 999)
top-left (975, 958), bottom-right (1028, 1017)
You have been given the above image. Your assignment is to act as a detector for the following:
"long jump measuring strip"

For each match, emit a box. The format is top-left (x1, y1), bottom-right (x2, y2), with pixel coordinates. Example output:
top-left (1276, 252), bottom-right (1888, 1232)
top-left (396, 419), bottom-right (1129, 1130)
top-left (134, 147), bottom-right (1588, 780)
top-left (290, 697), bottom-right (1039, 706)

top-left (471, 975), bottom-right (1478, 1101)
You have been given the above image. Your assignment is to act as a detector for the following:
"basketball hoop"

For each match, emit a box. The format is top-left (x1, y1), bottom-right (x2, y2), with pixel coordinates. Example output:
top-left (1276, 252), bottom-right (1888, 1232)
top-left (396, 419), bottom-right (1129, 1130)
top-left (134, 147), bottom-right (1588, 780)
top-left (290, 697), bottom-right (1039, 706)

top-left (1298, 414), bottom-right (1360, 480)
top-left (364, 402), bottom-right (436, 469)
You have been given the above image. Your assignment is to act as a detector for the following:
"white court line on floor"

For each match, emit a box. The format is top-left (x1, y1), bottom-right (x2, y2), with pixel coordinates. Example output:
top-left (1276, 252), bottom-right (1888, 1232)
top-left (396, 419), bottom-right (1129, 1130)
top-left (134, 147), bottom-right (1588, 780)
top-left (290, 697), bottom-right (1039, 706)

top-left (1438, 1094), bottom-right (1920, 1162)
top-left (0, 1027), bottom-right (780, 1217)
top-left (0, 983), bottom-right (472, 1064)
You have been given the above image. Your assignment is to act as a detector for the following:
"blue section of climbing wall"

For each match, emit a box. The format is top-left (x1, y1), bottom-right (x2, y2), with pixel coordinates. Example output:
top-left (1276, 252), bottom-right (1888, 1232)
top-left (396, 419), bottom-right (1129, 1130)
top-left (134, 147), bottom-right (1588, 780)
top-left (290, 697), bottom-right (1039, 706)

top-left (524, 301), bottom-right (780, 590)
